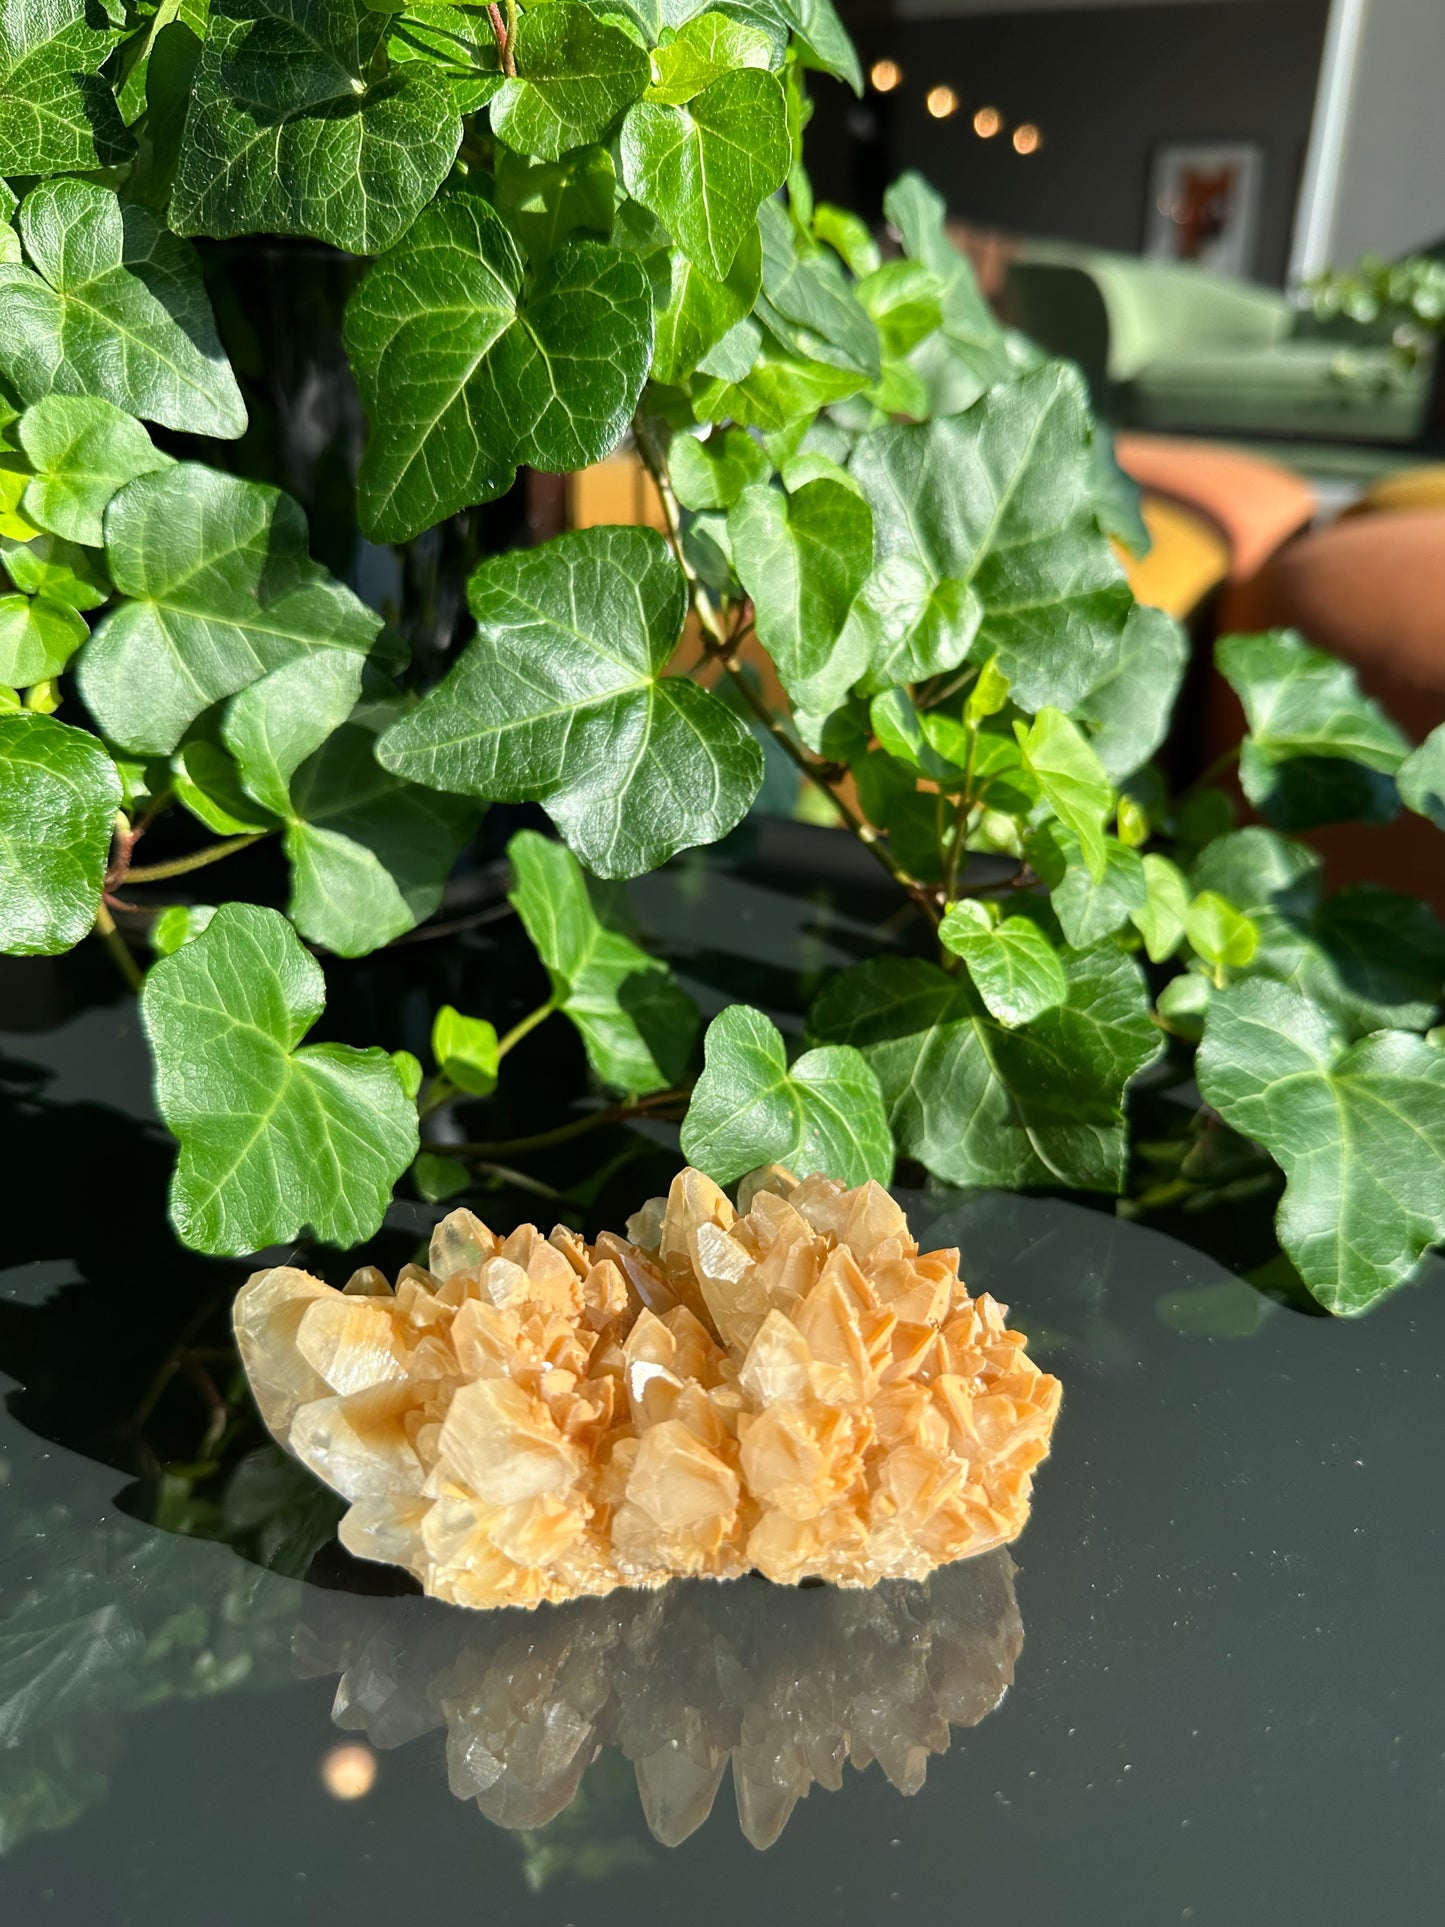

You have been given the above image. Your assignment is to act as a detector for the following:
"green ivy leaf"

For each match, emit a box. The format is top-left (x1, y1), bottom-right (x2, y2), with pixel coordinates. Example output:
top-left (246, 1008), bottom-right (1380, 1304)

top-left (648, 223), bottom-right (761, 383)
top-left (856, 259), bottom-right (942, 362)
top-left (938, 899), bottom-right (1069, 1027)
top-left (171, 0), bottom-right (462, 255)
top-left (1032, 824), bottom-right (1147, 948)
top-left (882, 172), bottom-right (1022, 405)
top-left (1016, 706), bottom-right (1114, 880)
top-left (0, 592), bottom-right (87, 686)
top-left (78, 465), bottom-right (389, 755)
top-left (680, 1003), bottom-right (892, 1186)
top-left (849, 365), bottom-right (1131, 710)
top-left (1398, 722), bottom-right (1445, 829)
top-left (809, 946), bottom-right (1158, 1191)
top-left (0, 710), bottom-right (120, 954)
top-left (224, 654), bottom-right (482, 957)
top-left (150, 902), bottom-right (217, 957)
top-left (378, 525), bottom-right (762, 878)
top-left (413, 1150), bottom-right (470, 1202)
top-left (866, 688), bottom-right (968, 787)
top-left (431, 1005), bottom-right (499, 1097)
top-left (1, 530), bottom-right (108, 609)
top-left (142, 903), bottom-right (419, 1255)
top-left (221, 650), bottom-right (363, 820)
top-left (1130, 851), bottom-right (1190, 963)
top-left (755, 197), bottom-right (878, 380)
top-left (774, 0), bottom-right (861, 92)
top-left (1196, 978), bottom-right (1445, 1314)
top-left (669, 426), bottom-right (770, 510)
top-left (390, 1046), bottom-right (422, 1103)
top-left (0, 0), bottom-right (132, 176)
top-left (727, 475), bottom-right (871, 715)
top-left (1184, 891), bottom-right (1258, 972)
top-left (0, 180), bottom-right (246, 439)
top-left (508, 828), bottom-right (698, 1094)
top-left (1217, 629), bottom-right (1409, 830)
top-left (284, 705), bottom-right (481, 958)
top-left (1074, 603), bottom-right (1188, 782)
top-left (346, 194), bottom-right (652, 544)
top-left (647, 11), bottom-right (772, 103)
top-left (1293, 886), bottom-right (1445, 1036)
top-left (622, 67), bottom-right (789, 280)
top-left (173, 722), bottom-right (280, 836)
top-left (493, 3), bottom-right (650, 162)
top-left (494, 143), bottom-right (615, 262)
top-left (690, 324), bottom-right (866, 431)
top-left (1191, 828), bottom-right (1445, 1037)
top-left (386, 3), bottom-right (500, 116)
top-left (16, 396), bottom-right (171, 547)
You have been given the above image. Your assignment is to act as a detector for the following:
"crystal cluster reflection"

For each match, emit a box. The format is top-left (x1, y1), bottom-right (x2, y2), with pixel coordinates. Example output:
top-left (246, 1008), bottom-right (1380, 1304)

top-left (297, 1546), bottom-right (1023, 1849)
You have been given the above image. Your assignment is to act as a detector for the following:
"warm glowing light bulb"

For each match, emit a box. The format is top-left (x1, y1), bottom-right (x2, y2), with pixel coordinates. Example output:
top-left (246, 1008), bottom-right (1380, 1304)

top-left (925, 86), bottom-right (958, 120)
top-left (870, 59), bottom-right (902, 93)
top-left (321, 1745), bottom-right (378, 1800)
top-left (973, 105), bottom-right (1002, 139)
top-left (1013, 123), bottom-right (1042, 155)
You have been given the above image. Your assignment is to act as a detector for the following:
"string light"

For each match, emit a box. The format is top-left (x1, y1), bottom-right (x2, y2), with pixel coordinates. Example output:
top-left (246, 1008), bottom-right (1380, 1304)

top-left (1013, 123), bottom-right (1042, 155)
top-left (925, 86), bottom-right (958, 120)
top-left (973, 105), bottom-right (1003, 138)
top-left (870, 59), bottom-right (902, 93)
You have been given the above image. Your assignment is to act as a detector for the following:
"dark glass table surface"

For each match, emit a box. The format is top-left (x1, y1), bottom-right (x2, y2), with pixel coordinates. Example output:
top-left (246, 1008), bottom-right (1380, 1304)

top-left (2, 824), bottom-right (1442, 1925)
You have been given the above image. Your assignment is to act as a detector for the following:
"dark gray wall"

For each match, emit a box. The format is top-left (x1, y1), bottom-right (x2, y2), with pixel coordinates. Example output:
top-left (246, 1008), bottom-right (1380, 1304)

top-left (811, 1), bottom-right (1330, 284)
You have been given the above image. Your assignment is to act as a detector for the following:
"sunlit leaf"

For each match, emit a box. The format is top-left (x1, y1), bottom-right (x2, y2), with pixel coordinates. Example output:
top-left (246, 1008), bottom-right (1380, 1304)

top-left (225, 653), bottom-right (482, 957)
top-left (508, 828), bottom-right (698, 1094)
top-left (378, 526), bottom-right (762, 879)
top-left (622, 67), bottom-right (789, 280)
top-left (431, 1005), bottom-right (499, 1097)
top-left (172, 0), bottom-right (461, 254)
top-left (849, 364), bottom-right (1131, 709)
top-left (938, 899), bottom-right (1069, 1027)
top-left (142, 902), bottom-right (419, 1254)
top-left (1016, 706), bottom-right (1114, 880)
top-left (727, 474), bottom-right (871, 715)
top-left (0, 180), bottom-right (245, 437)
top-left (1217, 628), bottom-right (1409, 830)
top-left (681, 1003), bottom-right (892, 1186)
top-left (0, 711), bottom-right (119, 954)
top-left (78, 465), bottom-right (387, 755)
top-left (16, 396), bottom-right (170, 547)
top-left (0, 0), bottom-right (131, 176)
top-left (0, 591), bottom-right (87, 685)
top-left (1197, 978), bottom-right (1445, 1314)
top-left (493, 2), bottom-right (650, 162)
top-left (809, 945), bottom-right (1158, 1191)
top-left (346, 193), bottom-right (652, 543)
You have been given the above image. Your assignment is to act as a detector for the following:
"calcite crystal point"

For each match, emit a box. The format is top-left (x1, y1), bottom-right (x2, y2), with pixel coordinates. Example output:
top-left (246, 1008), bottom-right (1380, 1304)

top-left (235, 1167), bottom-right (1061, 1607)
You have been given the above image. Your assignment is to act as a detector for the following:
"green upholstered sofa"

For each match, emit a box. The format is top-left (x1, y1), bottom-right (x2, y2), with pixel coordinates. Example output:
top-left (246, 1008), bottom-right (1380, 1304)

top-left (1001, 247), bottom-right (1435, 443)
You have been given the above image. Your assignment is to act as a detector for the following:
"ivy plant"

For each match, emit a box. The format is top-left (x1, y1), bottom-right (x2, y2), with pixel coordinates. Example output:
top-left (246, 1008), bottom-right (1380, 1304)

top-left (2, 0), bottom-right (1443, 1321)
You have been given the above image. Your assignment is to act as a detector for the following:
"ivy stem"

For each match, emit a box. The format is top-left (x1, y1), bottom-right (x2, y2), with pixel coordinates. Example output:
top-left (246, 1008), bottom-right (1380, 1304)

top-left (426, 1085), bottom-right (691, 1160)
top-left (631, 411), bottom-right (940, 926)
top-left (632, 412), bottom-right (728, 647)
top-left (497, 995), bottom-right (558, 1059)
top-left (488, 1), bottom-right (517, 76)
top-left (125, 833), bottom-right (270, 885)
top-left (93, 902), bottom-right (144, 992)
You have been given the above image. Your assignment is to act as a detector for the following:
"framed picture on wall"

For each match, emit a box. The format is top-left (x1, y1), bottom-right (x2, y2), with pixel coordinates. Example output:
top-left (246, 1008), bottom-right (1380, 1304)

top-left (1146, 142), bottom-right (1264, 278)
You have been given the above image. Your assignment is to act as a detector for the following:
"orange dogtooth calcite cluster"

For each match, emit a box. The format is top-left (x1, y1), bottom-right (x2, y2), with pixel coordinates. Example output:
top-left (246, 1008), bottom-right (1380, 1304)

top-left (234, 1166), bottom-right (1062, 1607)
